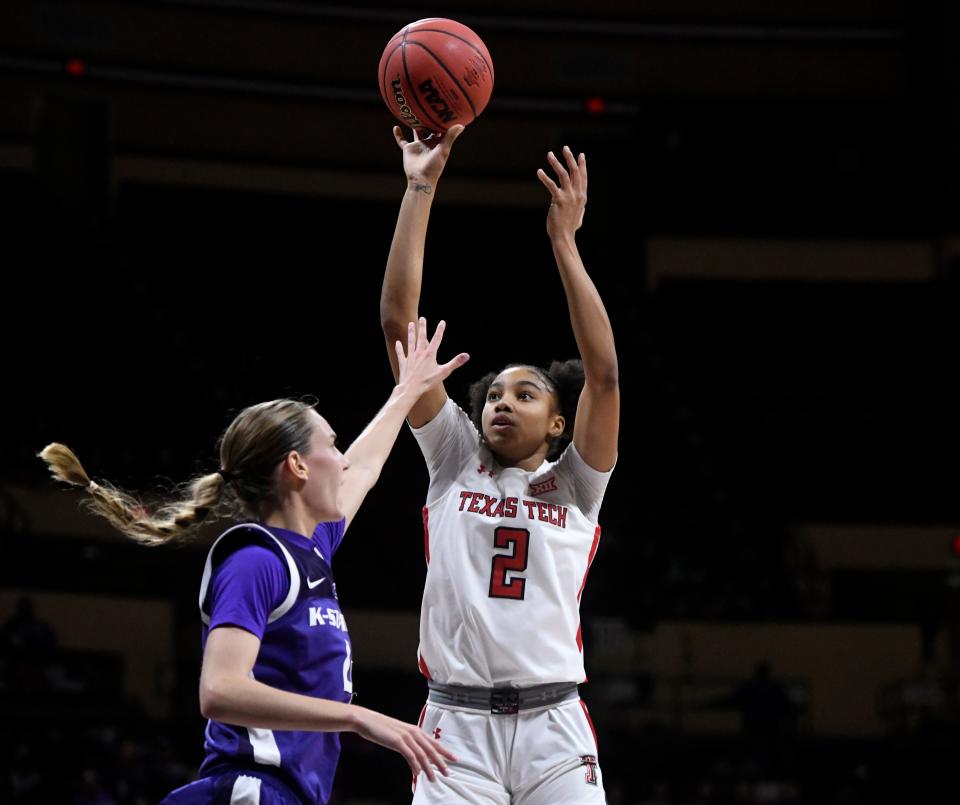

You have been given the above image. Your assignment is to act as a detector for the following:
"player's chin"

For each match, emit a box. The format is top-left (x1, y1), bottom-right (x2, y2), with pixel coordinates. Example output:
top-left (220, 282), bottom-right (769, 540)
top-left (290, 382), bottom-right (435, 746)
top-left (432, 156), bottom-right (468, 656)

top-left (486, 434), bottom-right (533, 462)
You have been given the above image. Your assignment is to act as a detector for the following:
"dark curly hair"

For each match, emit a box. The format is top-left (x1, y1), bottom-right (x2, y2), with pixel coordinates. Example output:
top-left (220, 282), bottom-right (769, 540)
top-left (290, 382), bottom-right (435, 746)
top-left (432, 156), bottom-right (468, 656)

top-left (467, 360), bottom-right (585, 461)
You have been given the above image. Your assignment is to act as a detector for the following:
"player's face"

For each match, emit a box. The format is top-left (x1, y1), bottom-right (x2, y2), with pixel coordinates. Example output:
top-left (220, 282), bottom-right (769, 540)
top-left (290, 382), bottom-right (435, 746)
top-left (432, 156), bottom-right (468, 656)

top-left (481, 367), bottom-right (564, 465)
top-left (301, 410), bottom-right (350, 522)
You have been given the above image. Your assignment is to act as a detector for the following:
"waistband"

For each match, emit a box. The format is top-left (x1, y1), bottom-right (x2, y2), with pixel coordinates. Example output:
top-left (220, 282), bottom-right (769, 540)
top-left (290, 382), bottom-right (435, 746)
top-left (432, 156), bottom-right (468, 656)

top-left (426, 680), bottom-right (579, 714)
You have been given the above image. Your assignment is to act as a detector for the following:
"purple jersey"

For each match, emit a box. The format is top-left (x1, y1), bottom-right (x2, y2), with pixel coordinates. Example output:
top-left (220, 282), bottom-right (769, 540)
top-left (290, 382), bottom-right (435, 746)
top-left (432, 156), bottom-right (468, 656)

top-left (196, 520), bottom-right (351, 805)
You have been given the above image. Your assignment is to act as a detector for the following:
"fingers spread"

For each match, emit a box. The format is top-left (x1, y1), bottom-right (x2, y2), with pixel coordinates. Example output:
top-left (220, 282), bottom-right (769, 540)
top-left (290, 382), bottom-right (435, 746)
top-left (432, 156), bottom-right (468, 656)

top-left (564, 145), bottom-right (586, 195)
top-left (418, 316), bottom-right (428, 351)
top-left (438, 352), bottom-right (470, 381)
top-left (437, 742), bottom-right (458, 763)
top-left (409, 736), bottom-right (435, 782)
top-left (428, 319), bottom-right (446, 350)
top-left (537, 168), bottom-right (559, 196)
top-left (420, 733), bottom-right (453, 775)
top-left (546, 151), bottom-right (570, 186)
top-left (413, 731), bottom-right (447, 778)
top-left (400, 745), bottom-right (421, 779)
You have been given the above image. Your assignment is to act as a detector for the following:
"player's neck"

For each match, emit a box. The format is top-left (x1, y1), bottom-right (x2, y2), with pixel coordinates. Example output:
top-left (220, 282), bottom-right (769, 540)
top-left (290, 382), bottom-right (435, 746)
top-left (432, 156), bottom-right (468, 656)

top-left (495, 446), bottom-right (548, 472)
top-left (261, 502), bottom-right (312, 540)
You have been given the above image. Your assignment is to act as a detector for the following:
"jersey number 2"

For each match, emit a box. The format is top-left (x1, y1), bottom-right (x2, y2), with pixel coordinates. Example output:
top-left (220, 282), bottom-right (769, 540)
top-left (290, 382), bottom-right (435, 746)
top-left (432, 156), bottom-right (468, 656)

top-left (488, 527), bottom-right (530, 600)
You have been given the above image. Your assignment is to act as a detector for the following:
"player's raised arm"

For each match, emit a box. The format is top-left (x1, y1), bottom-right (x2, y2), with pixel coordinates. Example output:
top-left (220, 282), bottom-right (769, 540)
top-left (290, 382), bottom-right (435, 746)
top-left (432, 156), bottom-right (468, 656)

top-left (340, 318), bottom-right (468, 530)
top-left (380, 124), bottom-right (464, 428)
top-left (537, 146), bottom-right (619, 472)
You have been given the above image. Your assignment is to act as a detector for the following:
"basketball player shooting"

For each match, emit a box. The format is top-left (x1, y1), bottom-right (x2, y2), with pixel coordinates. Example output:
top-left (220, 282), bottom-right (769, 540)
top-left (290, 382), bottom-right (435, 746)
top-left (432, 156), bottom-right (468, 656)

top-left (380, 122), bottom-right (619, 804)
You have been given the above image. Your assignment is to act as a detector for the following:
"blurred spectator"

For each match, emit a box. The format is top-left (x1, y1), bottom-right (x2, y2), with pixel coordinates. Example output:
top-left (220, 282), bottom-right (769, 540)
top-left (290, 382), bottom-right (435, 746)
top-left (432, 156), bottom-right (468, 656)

top-left (2, 597), bottom-right (58, 655)
top-left (730, 662), bottom-right (799, 741)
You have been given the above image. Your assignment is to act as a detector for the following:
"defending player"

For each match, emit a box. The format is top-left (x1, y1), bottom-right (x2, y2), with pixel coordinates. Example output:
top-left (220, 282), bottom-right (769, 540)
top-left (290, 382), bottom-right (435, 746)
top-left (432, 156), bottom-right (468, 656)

top-left (40, 320), bottom-right (464, 804)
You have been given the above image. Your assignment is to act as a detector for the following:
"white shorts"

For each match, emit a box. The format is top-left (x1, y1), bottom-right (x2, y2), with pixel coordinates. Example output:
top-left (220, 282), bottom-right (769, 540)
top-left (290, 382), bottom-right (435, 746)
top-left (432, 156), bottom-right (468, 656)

top-left (412, 698), bottom-right (606, 805)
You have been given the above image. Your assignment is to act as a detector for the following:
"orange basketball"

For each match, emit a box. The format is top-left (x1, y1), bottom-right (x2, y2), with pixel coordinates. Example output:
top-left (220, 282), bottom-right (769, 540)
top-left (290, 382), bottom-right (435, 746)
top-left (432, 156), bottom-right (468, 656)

top-left (378, 18), bottom-right (494, 134)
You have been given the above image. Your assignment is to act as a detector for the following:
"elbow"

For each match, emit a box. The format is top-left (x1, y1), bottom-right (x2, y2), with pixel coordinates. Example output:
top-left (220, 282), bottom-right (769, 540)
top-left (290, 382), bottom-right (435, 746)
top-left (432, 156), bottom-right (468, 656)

top-left (378, 301), bottom-right (395, 330)
top-left (588, 365), bottom-right (619, 393)
top-left (601, 368), bottom-right (620, 391)
top-left (379, 297), bottom-right (411, 333)
top-left (380, 288), bottom-right (420, 336)
top-left (380, 310), bottom-right (406, 339)
top-left (380, 310), bottom-right (410, 340)
top-left (199, 675), bottom-right (232, 721)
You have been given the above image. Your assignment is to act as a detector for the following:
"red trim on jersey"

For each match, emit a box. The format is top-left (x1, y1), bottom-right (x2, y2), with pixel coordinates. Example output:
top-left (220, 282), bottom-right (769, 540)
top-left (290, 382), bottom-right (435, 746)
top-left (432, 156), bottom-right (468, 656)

top-left (418, 652), bottom-right (432, 680)
top-left (422, 505), bottom-right (431, 565)
top-left (580, 700), bottom-right (599, 750)
top-left (575, 626), bottom-right (590, 679)
top-left (576, 525), bottom-right (602, 601)
top-left (418, 508), bottom-right (433, 684)
top-left (574, 526), bottom-right (602, 655)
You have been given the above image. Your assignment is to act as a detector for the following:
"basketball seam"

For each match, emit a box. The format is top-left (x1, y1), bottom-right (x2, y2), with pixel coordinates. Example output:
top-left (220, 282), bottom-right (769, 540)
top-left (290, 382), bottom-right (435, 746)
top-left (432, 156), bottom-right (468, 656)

top-left (380, 41), bottom-right (403, 110)
top-left (406, 40), bottom-right (478, 123)
top-left (403, 29), bottom-right (494, 83)
top-left (400, 40), bottom-right (447, 133)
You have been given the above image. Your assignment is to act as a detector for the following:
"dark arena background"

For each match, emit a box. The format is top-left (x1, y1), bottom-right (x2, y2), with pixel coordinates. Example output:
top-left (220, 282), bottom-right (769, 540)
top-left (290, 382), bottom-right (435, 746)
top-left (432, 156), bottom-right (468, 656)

top-left (2, 1), bottom-right (960, 803)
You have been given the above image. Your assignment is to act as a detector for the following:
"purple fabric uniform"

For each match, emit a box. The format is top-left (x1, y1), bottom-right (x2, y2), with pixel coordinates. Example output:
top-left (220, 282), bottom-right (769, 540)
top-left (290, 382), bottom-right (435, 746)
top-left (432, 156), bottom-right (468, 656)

top-left (187, 519), bottom-right (351, 805)
top-left (160, 768), bottom-right (301, 804)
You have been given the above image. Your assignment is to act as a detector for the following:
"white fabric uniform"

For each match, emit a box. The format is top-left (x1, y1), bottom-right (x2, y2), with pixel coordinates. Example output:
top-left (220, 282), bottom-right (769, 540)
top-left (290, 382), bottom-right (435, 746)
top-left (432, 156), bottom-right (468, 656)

top-left (410, 399), bottom-right (613, 804)
top-left (415, 699), bottom-right (604, 805)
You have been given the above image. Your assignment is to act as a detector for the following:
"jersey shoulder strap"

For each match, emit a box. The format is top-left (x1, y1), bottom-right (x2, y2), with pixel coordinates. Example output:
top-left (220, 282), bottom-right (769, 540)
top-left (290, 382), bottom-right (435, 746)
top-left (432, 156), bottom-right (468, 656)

top-left (198, 523), bottom-right (301, 625)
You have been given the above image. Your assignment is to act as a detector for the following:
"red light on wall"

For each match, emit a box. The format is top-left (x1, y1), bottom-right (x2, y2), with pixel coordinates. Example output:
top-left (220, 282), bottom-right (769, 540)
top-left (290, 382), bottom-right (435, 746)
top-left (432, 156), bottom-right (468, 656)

top-left (65, 58), bottom-right (87, 77)
top-left (950, 533), bottom-right (960, 556)
top-left (584, 96), bottom-right (606, 116)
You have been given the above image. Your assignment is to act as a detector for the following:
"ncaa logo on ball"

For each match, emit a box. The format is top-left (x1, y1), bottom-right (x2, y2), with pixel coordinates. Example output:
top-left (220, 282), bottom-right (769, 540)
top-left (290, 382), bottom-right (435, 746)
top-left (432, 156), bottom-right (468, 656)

top-left (417, 78), bottom-right (459, 124)
top-left (390, 77), bottom-right (422, 128)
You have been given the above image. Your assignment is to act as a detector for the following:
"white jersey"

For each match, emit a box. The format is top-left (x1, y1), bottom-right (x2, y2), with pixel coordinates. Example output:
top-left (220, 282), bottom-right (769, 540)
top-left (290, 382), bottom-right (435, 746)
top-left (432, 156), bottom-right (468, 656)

top-left (410, 398), bottom-right (614, 688)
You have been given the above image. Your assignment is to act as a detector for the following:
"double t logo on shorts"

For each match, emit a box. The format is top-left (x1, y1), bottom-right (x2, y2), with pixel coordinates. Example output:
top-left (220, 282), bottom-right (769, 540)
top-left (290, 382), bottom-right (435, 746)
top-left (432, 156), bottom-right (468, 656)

top-left (580, 755), bottom-right (598, 786)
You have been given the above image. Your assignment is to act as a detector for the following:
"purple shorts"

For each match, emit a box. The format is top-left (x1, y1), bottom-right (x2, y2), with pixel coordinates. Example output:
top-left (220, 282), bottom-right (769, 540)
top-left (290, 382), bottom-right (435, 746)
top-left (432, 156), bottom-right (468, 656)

top-left (161, 769), bottom-right (303, 805)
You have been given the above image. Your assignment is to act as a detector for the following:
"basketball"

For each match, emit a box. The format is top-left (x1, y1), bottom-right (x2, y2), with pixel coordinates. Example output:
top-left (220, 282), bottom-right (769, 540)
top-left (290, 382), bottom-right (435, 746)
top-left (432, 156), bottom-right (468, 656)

top-left (378, 18), bottom-right (494, 134)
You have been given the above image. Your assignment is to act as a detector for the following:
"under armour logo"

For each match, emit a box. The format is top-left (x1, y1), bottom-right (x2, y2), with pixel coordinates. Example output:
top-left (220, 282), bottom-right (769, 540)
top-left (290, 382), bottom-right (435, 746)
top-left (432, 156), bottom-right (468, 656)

top-left (477, 464), bottom-right (495, 478)
top-left (433, 727), bottom-right (442, 740)
top-left (581, 755), bottom-right (598, 786)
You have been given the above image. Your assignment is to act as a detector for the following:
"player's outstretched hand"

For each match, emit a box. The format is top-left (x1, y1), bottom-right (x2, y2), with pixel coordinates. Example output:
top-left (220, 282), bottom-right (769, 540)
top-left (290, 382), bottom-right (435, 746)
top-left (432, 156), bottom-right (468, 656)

top-left (395, 317), bottom-right (469, 397)
top-left (352, 706), bottom-right (457, 782)
top-left (394, 124), bottom-right (465, 191)
top-left (537, 145), bottom-right (588, 241)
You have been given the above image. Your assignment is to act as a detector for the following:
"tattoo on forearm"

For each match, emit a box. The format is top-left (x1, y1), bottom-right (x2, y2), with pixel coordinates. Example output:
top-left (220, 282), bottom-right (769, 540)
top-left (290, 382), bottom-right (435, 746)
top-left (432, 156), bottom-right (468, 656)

top-left (411, 182), bottom-right (433, 195)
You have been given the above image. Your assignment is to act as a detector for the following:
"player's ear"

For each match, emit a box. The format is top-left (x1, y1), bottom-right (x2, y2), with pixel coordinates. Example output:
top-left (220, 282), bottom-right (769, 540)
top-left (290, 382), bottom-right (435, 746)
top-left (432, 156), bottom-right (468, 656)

top-left (549, 414), bottom-right (565, 439)
top-left (281, 451), bottom-right (309, 481)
